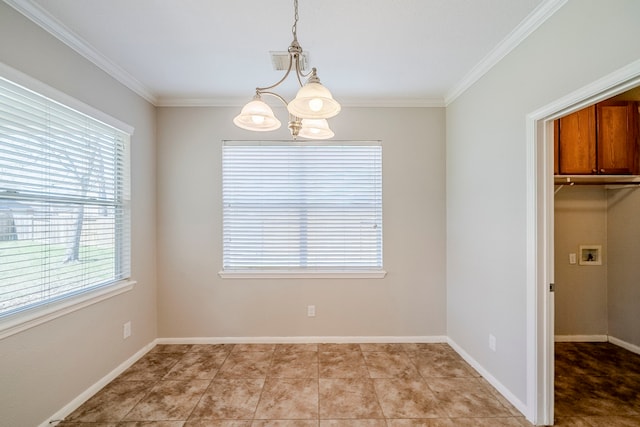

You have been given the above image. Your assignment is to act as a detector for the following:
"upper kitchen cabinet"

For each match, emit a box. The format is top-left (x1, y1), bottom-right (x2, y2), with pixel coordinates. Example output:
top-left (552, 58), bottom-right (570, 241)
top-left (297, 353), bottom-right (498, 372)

top-left (555, 100), bottom-right (639, 175)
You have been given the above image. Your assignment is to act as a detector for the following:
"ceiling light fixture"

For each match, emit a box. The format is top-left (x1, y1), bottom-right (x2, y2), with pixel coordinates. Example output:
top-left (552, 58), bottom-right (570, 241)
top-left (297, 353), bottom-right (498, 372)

top-left (233, 0), bottom-right (340, 140)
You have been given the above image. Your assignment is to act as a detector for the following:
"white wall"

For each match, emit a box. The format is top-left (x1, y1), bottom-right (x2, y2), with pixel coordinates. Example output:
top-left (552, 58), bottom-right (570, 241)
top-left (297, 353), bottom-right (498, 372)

top-left (0, 3), bottom-right (157, 426)
top-left (156, 106), bottom-right (446, 339)
top-left (554, 186), bottom-right (608, 336)
top-left (446, 0), bottom-right (640, 408)
top-left (607, 187), bottom-right (640, 347)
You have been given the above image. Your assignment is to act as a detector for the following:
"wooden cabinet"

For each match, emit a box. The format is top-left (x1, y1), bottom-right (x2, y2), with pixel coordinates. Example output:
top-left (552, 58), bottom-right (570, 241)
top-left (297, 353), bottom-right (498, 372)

top-left (555, 101), bottom-right (639, 175)
top-left (555, 105), bottom-right (596, 174)
top-left (596, 101), bottom-right (638, 174)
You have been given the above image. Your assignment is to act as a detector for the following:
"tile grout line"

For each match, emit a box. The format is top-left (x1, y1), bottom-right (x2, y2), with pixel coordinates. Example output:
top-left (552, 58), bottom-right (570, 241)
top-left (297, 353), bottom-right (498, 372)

top-left (183, 344), bottom-right (235, 423)
top-left (118, 347), bottom-right (186, 424)
top-left (249, 344), bottom-right (275, 423)
top-left (317, 344), bottom-right (321, 425)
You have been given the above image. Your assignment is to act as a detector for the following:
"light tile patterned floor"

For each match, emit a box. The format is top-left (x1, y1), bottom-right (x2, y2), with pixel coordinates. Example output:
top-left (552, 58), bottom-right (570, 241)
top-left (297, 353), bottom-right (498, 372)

top-left (57, 342), bottom-right (640, 426)
top-left (58, 343), bottom-right (530, 426)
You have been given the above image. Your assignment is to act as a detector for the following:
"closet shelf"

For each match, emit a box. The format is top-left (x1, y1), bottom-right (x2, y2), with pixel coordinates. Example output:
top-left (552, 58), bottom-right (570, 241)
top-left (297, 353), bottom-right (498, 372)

top-left (554, 175), bottom-right (640, 186)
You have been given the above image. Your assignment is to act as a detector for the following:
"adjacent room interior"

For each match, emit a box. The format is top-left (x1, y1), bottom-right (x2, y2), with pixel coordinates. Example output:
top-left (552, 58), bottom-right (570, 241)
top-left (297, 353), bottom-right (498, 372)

top-left (552, 86), bottom-right (640, 420)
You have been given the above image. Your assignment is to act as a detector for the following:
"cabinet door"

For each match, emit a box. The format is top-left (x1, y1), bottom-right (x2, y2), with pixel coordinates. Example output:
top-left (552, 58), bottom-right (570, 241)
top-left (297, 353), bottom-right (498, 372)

top-left (596, 101), bottom-right (638, 175)
top-left (557, 105), bottom-right (596, 174)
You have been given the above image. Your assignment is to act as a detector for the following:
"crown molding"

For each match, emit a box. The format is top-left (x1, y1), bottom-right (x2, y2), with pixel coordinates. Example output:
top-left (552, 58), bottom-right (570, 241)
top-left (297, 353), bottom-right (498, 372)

top-left (338, 97), bottom-right (446, 108)
top-left (6, 0), bottom-right (565, 109)
top-left (156, 96), bottom-right (446, 108)
top-left (444, 0), bottom-right (568, 106)
top-left (4, 0), bottom-right (158, 105)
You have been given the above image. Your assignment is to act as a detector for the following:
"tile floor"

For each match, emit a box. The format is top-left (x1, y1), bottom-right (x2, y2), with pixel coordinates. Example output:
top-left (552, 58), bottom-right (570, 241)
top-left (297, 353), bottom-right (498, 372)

top-left (554, 342), bottom-right (640, 427)
top-left (58, 342), bottom-right (532, 426)
top-left (56, 342), bottom-right (640, 426)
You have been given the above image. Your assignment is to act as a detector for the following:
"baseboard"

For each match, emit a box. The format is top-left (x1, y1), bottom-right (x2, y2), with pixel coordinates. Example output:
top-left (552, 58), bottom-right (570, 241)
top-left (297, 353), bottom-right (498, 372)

top-left (554, 334), bottom-right (608, 342)
top-left (446, 338), bottom-right (528, 419)
top-left (156, 335), bottom-right (448, 345)
top-left (42, 340), bottom-right (156, 427)
top-left (608, 335), bottom-right (640, 356)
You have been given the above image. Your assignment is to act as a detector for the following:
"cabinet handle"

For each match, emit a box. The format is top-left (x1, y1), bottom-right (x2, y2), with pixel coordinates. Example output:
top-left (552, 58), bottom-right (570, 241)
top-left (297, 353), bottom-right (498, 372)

top-left (592, 168), bottom-right (597, 174)
top-left (600, 169), bottom-right (605, 173)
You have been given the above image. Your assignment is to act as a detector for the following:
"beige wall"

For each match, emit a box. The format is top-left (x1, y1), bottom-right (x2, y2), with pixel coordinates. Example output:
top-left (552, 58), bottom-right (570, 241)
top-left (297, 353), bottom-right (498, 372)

top-left (607, 187), bottom-right (640, 347)
top-left (0, 3), bottom-right (157, 426)
top-left (156, 106), bottom-right (446, 339)
top-left (554, 186), bottom-right (608, 336)
top-left (447, 0), bottom-right (640, 408)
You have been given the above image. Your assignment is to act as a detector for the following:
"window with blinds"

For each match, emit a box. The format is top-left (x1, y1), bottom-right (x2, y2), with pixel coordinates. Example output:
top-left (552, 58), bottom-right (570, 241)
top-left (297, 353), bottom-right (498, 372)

top-left (222, 141), bottom-right (382, 273)
top-left (0, 75), bottom-right (131, 318)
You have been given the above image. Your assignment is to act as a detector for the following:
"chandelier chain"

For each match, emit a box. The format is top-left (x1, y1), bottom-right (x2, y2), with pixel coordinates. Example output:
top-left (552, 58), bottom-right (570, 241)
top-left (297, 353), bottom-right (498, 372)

top-left (292, 0), bottom-right (299, 41)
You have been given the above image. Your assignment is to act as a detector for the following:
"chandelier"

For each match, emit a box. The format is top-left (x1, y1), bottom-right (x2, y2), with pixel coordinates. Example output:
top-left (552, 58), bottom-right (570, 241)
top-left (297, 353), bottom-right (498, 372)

top-left (233, 0), bottom-right (341, 140)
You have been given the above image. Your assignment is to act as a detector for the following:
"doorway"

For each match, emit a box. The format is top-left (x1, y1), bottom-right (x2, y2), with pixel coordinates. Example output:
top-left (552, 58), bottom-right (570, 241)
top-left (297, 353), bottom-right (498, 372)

top-left (527, 62), bottom-right (640, 425)
top-left (553, 140), bottom-right (640, 422)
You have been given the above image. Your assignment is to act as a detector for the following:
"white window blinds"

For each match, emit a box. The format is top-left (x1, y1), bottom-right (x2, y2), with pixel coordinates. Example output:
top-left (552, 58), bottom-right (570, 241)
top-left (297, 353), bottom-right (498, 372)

top-left (0, 76), bottom-right (131, 318)
top-left (222, 141), bottom-right (382, 272)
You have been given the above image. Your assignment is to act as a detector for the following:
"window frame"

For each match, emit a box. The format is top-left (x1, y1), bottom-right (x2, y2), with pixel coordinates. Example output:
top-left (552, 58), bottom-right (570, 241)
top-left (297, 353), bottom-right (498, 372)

top-left (219, 140), bottom-right (386, 279)
top-left (0, 63), bottom-right (135, 339)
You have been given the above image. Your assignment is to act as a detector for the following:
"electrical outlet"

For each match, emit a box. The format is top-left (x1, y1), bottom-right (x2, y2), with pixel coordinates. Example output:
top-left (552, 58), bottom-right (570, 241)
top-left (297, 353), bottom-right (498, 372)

top-left (123, 321), bottom-right (131, 339)
top-left (489, 334), bottom-right (496, 352)
top-left (307, 305), bottom-right (316, 317)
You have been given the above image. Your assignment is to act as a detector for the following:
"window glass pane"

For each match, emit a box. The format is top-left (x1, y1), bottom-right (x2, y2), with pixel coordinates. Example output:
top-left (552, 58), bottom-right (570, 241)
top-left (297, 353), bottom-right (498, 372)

top-left (222, 141), bottom-right (382, 271)
top-left (0, 76), bottom-right (131, 317)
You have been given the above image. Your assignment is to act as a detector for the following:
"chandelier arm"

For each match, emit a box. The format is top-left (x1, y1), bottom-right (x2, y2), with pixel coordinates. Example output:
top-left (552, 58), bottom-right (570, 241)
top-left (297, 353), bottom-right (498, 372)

top-left (254, 91), bottom-right (303, 130)
top-left (294, 56), bottom-right (313, 86)
top-left (254, 52), bottom-right (297, 92)
top-left (259, 91), bottom-right (290, 108)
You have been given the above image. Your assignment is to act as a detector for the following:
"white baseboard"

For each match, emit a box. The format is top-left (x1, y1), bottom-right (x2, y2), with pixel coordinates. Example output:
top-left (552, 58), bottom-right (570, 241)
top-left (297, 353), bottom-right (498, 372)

top-left (446, 338), bottom-right (528, 419)
top-left (608, 335), bottom-right (640, 356)
top-left (554, 334), bottom-right (608, 342)
top-left (156, 335), bottom-right (448, 345)
top-left (42, 340), bottom-right (156, 427)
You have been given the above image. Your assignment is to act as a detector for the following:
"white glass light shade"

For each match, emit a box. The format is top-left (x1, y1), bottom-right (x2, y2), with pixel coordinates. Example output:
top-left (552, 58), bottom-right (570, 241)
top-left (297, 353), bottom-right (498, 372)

top-left (287, 82), bottom-right (341, 119)
top-left (299, 119), bottom-right (334, 140)
top-left (233, 99), bottom-right (281, 131)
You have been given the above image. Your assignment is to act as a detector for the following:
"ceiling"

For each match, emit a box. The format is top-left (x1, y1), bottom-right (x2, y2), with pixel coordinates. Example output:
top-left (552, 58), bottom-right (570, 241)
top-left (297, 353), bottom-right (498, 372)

top-left (7, 0), bottom-right (556, 107)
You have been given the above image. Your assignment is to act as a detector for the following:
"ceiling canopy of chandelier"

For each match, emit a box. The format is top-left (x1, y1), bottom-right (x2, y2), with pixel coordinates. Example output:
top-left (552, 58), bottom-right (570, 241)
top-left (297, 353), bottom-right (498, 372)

top-left (233, 0), bottom-right (341, 140)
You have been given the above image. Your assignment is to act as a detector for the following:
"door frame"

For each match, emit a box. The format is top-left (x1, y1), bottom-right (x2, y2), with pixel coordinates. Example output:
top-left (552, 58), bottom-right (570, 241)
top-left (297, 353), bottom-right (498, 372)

top-left (526, 59), bottom-right (640, 425)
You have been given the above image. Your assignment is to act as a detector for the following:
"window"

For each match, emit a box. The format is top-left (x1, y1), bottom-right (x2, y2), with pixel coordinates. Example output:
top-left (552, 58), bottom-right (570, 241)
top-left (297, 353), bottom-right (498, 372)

top-left (221, 141), bottom-right (383, 277)
top-left (0, 74), bottom-right (131, 320)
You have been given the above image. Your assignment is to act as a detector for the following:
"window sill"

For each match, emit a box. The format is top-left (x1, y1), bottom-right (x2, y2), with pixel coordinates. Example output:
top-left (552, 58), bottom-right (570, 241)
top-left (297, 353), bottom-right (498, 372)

top-left (0, 280), bottom-right (136, 340)
top-left (218, 270), bottom-right (387, 279)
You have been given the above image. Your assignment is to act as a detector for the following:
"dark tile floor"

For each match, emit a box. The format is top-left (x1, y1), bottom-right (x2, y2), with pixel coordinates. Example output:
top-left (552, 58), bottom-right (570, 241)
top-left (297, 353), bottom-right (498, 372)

top-left (58, 343), bottom-right (532, 426)
top-left (554, 342), bottom-right (640, 427)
